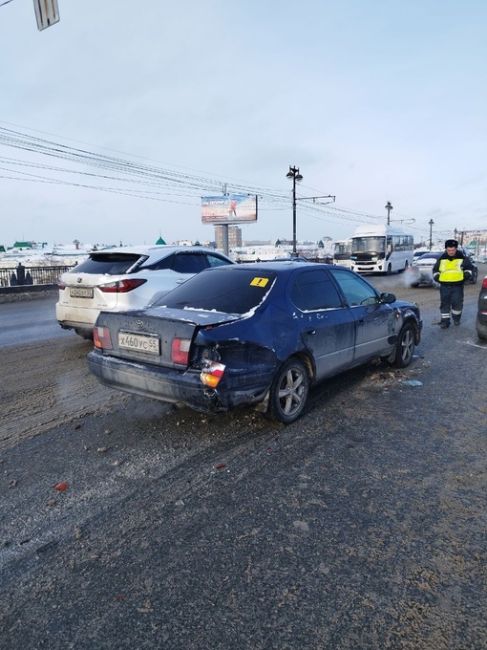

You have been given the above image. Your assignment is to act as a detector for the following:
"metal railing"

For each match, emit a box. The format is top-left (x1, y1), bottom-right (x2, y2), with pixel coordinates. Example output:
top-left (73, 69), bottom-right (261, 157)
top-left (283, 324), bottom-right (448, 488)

top-left (0, 264), bottom-right (75, 288)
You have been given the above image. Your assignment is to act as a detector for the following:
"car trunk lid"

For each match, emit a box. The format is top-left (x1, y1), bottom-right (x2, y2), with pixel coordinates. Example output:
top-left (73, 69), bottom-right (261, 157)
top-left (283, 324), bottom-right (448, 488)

top-left (60, 272), bottom-right (131, 309)
top-left (95, 307), bottom-right (240, 368)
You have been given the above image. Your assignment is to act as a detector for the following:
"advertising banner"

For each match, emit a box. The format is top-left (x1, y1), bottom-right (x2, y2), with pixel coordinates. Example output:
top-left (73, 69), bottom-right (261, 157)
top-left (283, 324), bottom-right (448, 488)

top-left (201, 194), bottom-right (258, 224)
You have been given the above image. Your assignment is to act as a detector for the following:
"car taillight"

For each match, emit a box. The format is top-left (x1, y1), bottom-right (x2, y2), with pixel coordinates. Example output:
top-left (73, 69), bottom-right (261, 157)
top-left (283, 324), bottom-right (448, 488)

top-left (171, 338), bottom-right (191, 365)
top-left (99, 278), bottom-right (147, 293)
top-left (93, 326), bottom-right (113, 350)
top-left (200, 362), bottom-right (226, 389)
top-left (482, 277), bottom-right (487, 290)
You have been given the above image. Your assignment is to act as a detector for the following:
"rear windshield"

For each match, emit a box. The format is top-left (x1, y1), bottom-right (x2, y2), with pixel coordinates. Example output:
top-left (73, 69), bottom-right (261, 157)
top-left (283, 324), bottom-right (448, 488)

top-left (155, 268), bottom-right (277, 314)
top-left (72, 253), bottom-right (143, 275)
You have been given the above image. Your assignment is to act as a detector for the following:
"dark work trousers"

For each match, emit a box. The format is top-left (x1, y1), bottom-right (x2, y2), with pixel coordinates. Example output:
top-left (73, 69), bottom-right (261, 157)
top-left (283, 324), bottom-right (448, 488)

top-left (439, 283), bottom-right (464, 324)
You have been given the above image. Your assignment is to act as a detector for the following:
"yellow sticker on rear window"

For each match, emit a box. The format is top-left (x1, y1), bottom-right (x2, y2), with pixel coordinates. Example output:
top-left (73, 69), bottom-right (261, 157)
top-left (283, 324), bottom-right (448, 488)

top-left (250, 277), bottom-right (269, 287)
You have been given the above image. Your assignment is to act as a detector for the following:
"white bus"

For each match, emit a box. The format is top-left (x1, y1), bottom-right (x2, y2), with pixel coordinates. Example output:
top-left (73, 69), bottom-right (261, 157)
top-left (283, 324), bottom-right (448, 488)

top-left (350, 225), bottom-right (414, 274)
top-left (332, 239), bottom-right (353, 269)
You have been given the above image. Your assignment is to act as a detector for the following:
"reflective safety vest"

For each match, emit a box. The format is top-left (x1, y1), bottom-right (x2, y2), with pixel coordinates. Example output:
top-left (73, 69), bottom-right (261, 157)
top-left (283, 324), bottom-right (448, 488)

top-left (438, 257), bottom-right (464, 283)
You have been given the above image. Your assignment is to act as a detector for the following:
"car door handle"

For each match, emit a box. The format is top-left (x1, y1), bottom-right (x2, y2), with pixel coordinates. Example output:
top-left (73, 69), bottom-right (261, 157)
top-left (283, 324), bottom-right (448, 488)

top-left (306, 329), bottom-right (316, 335)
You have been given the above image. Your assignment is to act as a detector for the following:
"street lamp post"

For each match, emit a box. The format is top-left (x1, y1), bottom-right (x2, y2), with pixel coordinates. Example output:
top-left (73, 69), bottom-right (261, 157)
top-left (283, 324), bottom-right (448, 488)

top-left (286, 165), bottom-right (303, 256)
top-left (428, 218), bottom-right (434, 250)
top-left (385, 201), bottom-right (393, 225)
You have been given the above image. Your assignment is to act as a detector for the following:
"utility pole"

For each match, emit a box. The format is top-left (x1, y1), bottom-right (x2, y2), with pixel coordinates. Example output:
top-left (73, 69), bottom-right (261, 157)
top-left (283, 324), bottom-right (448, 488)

top-left (286, 166), bottom-right (303, 256)
top-left (428, 219), bottom-right (434, 250)
top-left (286, 165), bottom-right (335, 256)
top-left (219, 183), bottom-right (229, 256)
top-left (385, 201), bottom-right (393, 225)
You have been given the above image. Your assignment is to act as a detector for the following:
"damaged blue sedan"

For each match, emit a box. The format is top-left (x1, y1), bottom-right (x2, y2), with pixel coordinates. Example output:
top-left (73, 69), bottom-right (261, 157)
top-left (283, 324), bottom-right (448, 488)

top-left (88, 262), bottom-right (422, 423)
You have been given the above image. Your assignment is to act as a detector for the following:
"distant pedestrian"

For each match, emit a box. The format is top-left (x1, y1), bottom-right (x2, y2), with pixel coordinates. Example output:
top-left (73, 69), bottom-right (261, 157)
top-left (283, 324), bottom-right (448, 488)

top-left (433, 239), bottom-right (473, 328)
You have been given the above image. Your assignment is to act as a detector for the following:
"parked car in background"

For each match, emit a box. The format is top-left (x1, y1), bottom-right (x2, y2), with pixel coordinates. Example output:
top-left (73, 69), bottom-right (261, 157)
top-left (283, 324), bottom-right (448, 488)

top-left (56, 246), bottom-right (233, 338)
top-left (407, 251), bottom-right (443, 287)
top-left (88, 262), bottom-right (422, 424)
top-left (407, 249), bottom-right (478, 287)
top-left (476, 275), bottom-right (487, 340)
top-left (412, 247), bottom-right (430, 260)
top-left (460, 248), bottom-right (479, 284)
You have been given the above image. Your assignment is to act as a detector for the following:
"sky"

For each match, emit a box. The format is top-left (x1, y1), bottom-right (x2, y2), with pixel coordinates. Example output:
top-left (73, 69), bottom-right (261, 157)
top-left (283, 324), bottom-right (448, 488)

top-left (1, 0), bottom-right (486, 248)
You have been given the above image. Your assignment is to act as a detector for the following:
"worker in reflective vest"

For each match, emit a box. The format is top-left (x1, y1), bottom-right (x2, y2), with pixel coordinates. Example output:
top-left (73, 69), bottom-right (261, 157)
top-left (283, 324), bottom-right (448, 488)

top-left (433, 239), bottom-right (473, 328)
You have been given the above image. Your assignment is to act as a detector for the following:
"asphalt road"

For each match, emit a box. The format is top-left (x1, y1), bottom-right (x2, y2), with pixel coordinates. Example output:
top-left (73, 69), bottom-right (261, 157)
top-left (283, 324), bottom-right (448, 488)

top-left (0, 272), bottom-right (486, 649)
top-left (0, 292), bottom-right (71, 347)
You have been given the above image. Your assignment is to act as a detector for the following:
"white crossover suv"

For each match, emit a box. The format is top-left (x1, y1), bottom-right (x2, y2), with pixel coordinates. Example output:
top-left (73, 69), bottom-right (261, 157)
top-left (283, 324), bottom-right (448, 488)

top-left (56, 245), bottom-right (233, 338)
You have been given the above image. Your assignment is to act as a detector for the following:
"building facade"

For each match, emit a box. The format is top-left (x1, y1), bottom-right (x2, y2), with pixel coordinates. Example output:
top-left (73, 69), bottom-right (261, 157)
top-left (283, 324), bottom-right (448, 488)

top-left (215, 225), bottom-right (242, 250)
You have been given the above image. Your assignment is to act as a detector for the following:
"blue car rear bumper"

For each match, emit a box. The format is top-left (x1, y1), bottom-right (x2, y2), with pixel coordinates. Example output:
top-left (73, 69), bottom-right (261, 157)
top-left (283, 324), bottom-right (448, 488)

top-left (88, 350), bottom-right (273, 412)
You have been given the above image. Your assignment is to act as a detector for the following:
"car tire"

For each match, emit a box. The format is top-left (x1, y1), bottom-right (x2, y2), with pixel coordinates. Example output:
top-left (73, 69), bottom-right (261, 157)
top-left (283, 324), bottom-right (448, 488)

top-left (391, 322), bottom-right (416, 368)
top-left (470, 269), bottom-right (478, 284)
top-left (476, 318), bottom-right (487, 341)
top-left (268, 358), bottom-right (309, 424)
top-left (386, 263), bottom-right (392, 275)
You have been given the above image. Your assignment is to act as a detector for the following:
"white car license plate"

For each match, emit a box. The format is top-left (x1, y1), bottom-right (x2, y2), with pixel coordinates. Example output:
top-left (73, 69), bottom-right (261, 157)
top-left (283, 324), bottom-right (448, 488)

top-left (118, 332), bottom-right (160, 355)
top-left (70, 286), bottom-right (94, 298)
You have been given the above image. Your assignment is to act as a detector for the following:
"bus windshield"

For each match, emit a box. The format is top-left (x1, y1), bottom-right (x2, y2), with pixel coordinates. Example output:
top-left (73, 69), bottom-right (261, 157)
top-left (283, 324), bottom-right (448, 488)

top-left (352, 236), bottom-right (385, 254)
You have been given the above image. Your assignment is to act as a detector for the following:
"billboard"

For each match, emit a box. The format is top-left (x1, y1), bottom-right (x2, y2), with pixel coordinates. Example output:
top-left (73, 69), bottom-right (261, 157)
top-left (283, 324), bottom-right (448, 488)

top-left (201, 194), bottom-right (258, 224)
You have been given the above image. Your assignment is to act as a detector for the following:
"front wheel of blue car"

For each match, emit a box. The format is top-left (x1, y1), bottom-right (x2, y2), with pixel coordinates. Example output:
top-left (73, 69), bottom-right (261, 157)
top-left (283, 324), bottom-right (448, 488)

top-left (268, 358), bottom-right (310, 424)
top-left (391, 322), bottom-right (416, 368)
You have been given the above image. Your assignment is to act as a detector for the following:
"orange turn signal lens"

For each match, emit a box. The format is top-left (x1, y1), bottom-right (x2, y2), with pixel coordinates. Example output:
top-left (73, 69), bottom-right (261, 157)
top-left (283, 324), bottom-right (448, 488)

top-left (200, 362), bottom-right (226, 388)
top-left (93, 326), bottom-right (113, 350)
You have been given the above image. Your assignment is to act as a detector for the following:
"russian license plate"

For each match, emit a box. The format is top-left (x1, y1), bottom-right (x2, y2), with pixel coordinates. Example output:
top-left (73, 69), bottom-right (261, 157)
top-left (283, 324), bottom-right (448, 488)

top-left (70, 286), bottom-right (94, 298)
top-left (118, 331), bottom-right (160, 355)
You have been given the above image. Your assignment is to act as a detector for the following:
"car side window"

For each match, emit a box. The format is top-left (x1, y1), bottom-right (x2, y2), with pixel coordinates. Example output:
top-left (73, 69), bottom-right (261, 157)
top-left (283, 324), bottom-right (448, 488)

top-left (172, 253), bottom-right (207, 274)
top-left (290, 269), bottom-right (343, 311)
top-left (206, 254), bottom-right (230, 267)
top-left (150, 254), bottom-right (175, 271)
top-left (330, 268), bottom-right (378, 306)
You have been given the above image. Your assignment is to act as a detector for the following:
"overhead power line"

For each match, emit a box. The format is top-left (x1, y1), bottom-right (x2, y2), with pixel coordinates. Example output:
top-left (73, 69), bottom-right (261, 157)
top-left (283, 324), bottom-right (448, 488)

top-left (0, 124), bottom-right (442, 236)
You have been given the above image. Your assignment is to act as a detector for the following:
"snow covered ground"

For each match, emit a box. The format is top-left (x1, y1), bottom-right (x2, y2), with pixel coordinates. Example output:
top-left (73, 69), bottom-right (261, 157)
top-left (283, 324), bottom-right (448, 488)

top-left (0, 243), bottom-right (93, 268)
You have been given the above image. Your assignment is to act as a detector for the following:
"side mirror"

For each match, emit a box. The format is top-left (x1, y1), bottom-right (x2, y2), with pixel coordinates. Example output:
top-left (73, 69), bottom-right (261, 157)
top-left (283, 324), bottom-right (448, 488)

top-left (379, 292), bottom-right (396, 304)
